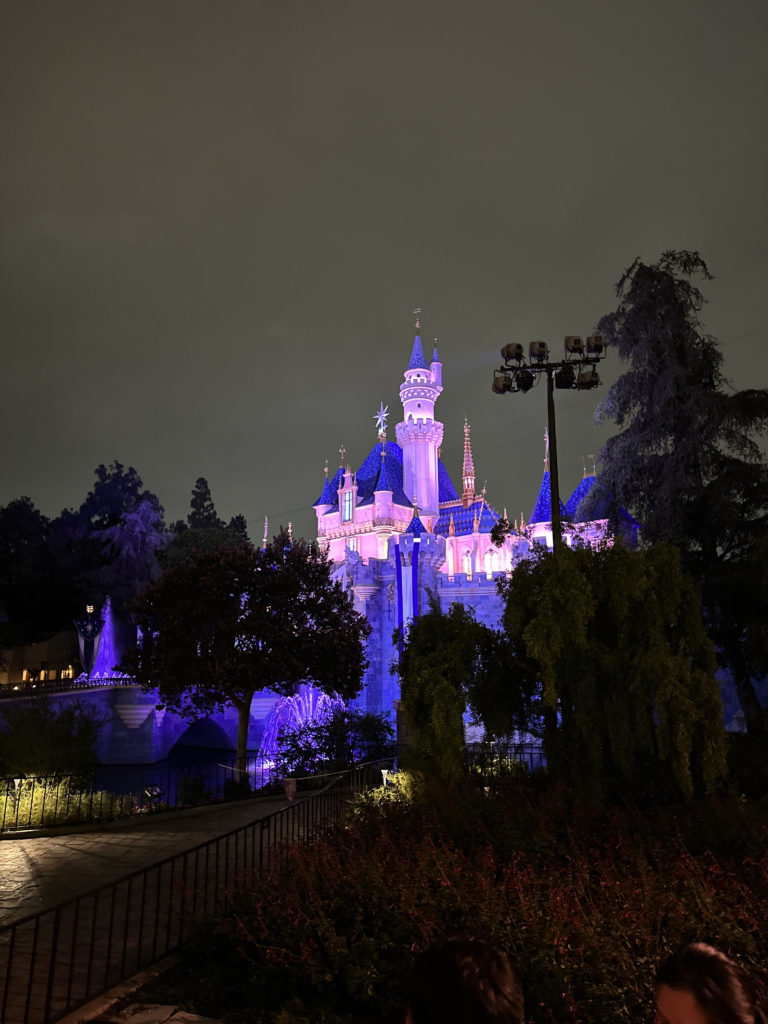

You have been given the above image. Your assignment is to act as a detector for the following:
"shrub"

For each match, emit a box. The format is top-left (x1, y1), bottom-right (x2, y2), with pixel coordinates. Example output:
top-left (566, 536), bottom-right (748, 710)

top-left (143, 778), bottom-right (768, 1024)
top-left (275, 709), bottom-right (394, 778)
top-left (223, 776), bottom-right (252, 801)
top-left (179, 774), bottom-right (209, 806)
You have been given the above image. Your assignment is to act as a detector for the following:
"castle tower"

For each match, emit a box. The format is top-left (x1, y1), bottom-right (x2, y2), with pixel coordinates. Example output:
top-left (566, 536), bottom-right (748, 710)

top-left (395, 318), bottom-right (444, 519)
top-left (461, 418), bottom-right (476, 508)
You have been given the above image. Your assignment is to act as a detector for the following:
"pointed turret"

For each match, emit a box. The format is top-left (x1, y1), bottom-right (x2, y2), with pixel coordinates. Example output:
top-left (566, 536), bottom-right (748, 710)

top-left (396, 312), bottom-right (444, 519)
top-left (407, 333), bottom-right (428, 370)
top-left (430, 338), bottom-right (442, 388)
top-left (462, 418), bottom-right (476, 508)
top-left (375, 444), bottom-right (397, 493)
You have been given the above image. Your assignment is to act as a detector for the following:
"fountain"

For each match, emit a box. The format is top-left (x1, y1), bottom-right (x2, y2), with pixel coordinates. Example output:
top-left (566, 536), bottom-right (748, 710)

top-left (257, 683), bottom-right (345, 765)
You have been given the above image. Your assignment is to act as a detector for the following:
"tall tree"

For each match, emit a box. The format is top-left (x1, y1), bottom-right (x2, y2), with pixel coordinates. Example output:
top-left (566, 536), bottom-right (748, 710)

top-left (0, 498), bottom-right (65, 643)
top-left (187, 477), bottom-right (224, 530)
top-left (396, 598), bottom-right (533, 776)
top-left (126, 530), bottom-right (370, 764)
top-left (589, 251), bottom-right (768, 731)
top-left (96, 499), bottom-right (168, 610)
top-left (501, 543), bottom-right (727, 800)
top-left (78, 462), bottom-right (160, 531)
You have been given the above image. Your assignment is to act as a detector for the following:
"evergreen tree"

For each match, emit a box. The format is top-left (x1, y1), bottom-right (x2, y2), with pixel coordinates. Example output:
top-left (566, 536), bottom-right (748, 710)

top-left (0, 498), bottom-right (65, 643)
top-left (590, 251), bottom-right (768, 731)
top-left (187, 477), bottom-right (224, 530)
top-left (127, 530), bottom-right (370, 765)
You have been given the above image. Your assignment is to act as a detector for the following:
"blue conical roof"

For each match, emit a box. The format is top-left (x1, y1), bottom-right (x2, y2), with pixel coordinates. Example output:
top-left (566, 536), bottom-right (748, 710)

top-left (375, 451), bottom-right (398, 493)
top-left (437, 459), bottom-right (459, 502)
top-left (565, 475), bottom-right (596, 521)
top-left (406, 513), bottom-right (427, 536)
top-left (431, 341), bottom-right (440, 363)
top-left (529, 471), bottom-right (567, 525)
top-left (313, 466), bottom-right (344, 507)
top-left (407, 334), bottom-right (428, 370)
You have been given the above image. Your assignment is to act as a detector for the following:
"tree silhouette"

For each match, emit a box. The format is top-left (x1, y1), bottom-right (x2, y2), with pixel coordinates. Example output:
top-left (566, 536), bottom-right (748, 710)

top-left (127, 530), bottom-right (370, 765)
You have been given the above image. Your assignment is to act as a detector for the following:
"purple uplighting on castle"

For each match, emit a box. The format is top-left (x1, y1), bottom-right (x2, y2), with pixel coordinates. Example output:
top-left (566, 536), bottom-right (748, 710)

top-left (311, 318), bottom-right (617, 719)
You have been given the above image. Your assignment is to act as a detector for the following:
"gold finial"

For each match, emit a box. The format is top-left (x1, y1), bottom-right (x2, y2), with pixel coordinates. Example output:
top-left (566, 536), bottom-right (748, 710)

top-left (323, 459), bottom-right (329, 477)
top-left (339, 444), bottom-right (346, 466)
top-left (413, 306), bottom-right (421, 331)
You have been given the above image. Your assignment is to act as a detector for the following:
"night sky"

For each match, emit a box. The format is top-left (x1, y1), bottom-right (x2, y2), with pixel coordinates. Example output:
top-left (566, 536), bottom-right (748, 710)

top-left (2, 1), bottom-right (766, 543)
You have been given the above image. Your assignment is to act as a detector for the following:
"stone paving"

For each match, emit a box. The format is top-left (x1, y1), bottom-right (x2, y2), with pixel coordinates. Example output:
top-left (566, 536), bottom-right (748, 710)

top-left (0, 795), bottom-right (291, 1023)
top-left (0, 795), bottom-right (288, 926)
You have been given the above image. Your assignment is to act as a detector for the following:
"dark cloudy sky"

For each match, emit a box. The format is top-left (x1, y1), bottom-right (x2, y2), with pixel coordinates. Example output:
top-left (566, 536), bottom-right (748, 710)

top-left (2, 1), bottom-right (766, 542)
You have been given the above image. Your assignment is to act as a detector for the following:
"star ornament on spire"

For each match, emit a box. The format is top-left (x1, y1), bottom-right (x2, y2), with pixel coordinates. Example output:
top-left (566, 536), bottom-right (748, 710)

top-left (374, 402), bottom-right (389, 437)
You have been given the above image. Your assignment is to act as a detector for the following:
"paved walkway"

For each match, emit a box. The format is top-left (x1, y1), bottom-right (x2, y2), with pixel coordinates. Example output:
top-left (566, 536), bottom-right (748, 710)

top-left (0, 795), bottom-right (289, 926)
top-left (0, 796), bottom-right (292, 1024)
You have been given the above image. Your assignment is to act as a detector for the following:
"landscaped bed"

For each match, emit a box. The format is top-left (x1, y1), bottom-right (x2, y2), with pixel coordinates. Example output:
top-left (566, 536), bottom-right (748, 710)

top-left (136, 773), bottom-right (768, 1023)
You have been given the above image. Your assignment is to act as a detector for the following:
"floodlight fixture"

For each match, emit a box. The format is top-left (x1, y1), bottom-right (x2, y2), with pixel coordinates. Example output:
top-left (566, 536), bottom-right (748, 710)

top-left (575, 368), bottom-right (600, 390)
top-left (586, 334), bottom-right (605, 356)
top-left (491, 330), bottom-right (608, 550)
top-left (491, 372), bottom-right (514, 394)
top-left (564, 335), bottom-right (584, 357)
top-left (501, 342), bottom-right (525, 363)
top-left (515, 368), bottom-right (535, 393)
top-left (529, 340), bottom-right (548, 363)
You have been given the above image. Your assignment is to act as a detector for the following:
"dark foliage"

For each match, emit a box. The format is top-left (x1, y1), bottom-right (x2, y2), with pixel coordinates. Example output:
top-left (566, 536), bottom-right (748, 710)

top-left (126, 530), bottom-right (371, 763)
top-left (500, 542), bottom-right (727, 800)
top-left (0, 699), bottom-right (101, 776)
top-left (139, 778), bottom-right (768, 1024)
top-left (396, 596), bottom-right (535, 777)
top-left (590, 251), bottom-right (768, 731)
top-left (275, 708), bottom-right (394, 777)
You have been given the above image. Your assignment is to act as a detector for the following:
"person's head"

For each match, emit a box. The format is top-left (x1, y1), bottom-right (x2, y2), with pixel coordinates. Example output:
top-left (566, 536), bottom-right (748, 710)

top-left (655, 944), bottom-right (762, 1024)
top-left (406, 937), bottom-right (524, 1024)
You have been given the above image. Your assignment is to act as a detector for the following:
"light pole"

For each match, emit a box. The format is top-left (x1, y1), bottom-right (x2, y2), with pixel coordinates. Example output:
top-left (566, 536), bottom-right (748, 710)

top-left (492, 335), bottom-right (607, 548)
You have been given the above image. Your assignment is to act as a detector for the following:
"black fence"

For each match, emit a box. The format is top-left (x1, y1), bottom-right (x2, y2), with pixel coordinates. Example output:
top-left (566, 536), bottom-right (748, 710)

top-left (0, 761), bottom-right (387, 1024)
top-left (464, 741), bottom-right (546, 776)
top-left (0, 756), bottom-right (283, 835)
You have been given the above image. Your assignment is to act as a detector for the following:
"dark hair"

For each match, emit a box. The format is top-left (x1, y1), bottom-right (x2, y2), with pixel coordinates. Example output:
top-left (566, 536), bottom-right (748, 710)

top-left (407, 937), bottom-right (524, 1024)
top-left (656, 944), bottom-right (765, 1024)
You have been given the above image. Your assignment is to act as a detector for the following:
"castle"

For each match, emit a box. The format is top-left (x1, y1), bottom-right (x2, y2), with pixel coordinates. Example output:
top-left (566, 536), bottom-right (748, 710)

top-left (312, 321), bottom-right (613, 718)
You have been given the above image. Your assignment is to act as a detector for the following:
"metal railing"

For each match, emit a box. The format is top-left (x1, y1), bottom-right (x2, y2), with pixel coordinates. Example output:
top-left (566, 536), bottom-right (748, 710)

top-left (0, 757), bottom-right (283, 835)
top-left (0, 677), bottom-right (138, 699)
top-left (464, 741), bottom-right (547, 775)
top-left (0, 761), bottom-right (386, 1024)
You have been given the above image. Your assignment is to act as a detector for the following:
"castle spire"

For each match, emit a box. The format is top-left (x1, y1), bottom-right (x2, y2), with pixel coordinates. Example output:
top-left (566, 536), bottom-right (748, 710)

top-left (396, 311), bottom-right (444, 519)
top-left (462, 417), bottom-right (476, 508)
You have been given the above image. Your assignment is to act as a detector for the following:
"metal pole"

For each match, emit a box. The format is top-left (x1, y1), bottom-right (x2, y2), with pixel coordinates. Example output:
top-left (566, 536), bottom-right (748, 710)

top-left (546, 368), bottom-right (563, 549)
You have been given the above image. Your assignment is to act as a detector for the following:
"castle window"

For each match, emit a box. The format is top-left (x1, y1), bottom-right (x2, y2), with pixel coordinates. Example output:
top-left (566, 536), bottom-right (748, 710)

top-left (342, 490), bottom-right (353, 523)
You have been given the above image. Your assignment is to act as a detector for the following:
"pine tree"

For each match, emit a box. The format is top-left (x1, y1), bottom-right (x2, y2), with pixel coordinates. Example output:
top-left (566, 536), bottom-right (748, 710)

top-left (187, 477), bottom-right (224, 530)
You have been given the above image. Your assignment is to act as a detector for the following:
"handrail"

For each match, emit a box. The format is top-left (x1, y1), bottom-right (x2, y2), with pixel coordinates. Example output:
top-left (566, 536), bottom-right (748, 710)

top-left (0, 759), bottom-right (390, 1024)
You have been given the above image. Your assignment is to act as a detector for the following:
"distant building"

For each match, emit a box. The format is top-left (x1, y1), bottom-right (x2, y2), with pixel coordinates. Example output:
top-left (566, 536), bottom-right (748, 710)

top-left (312, 320), bottom-right (618, 717)
top-left (0, 630), bottom-right (79, 689)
